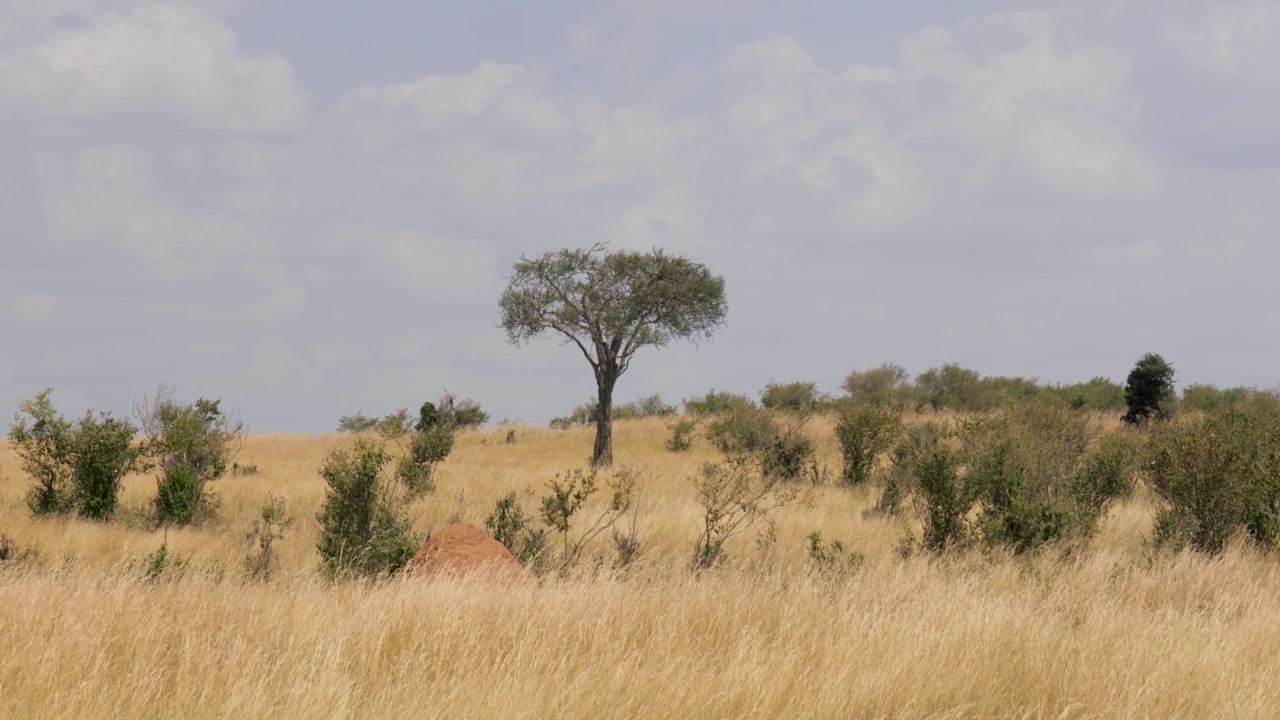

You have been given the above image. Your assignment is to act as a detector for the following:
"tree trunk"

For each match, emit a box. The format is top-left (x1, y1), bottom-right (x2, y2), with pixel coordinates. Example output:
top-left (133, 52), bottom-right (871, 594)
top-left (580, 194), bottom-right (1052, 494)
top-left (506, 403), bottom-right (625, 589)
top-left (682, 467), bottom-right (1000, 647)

top-left (592, 368), bottom-right (617, 467)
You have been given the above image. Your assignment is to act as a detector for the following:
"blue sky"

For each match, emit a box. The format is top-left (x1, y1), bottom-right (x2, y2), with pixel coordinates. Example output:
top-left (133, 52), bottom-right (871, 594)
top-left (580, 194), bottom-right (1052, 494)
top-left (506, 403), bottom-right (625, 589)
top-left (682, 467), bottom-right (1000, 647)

top-left (1, 0), bottom-right (1278, 431)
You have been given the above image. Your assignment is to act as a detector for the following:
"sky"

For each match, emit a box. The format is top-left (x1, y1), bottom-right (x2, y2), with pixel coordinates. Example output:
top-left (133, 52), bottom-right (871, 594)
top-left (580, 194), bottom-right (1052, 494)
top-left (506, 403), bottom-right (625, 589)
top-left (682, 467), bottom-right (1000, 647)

top-left (1, 0), bottom-right (1278, 432)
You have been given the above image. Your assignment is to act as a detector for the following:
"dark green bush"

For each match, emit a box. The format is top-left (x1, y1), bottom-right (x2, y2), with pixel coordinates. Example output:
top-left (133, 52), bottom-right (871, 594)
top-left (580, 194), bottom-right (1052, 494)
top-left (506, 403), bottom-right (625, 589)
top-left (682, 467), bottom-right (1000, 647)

top-left (834, 403), bottom-right (903, 486)
top-left (316, 440), bottom-right (419, 578)
top-left (1122, 353), bottom-right (1176, 425)
top-left (1146, 406), bottom-right (1280, 553)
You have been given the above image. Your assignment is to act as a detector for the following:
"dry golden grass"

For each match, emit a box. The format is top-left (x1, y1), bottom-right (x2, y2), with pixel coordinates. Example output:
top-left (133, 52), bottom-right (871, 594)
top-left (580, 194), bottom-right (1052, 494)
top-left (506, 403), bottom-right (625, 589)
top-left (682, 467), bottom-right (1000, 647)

top-left (3, 415), bottom-right (1280, 719)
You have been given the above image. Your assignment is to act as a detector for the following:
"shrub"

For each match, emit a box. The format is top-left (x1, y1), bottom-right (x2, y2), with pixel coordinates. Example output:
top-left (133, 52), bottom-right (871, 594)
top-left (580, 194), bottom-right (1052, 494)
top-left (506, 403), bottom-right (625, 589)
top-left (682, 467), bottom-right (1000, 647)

top-left (834, 403), bottom-right (904, 486)
top-left (548, 394), bottom-right (676, 429)
top-left (485, 492), bottom-right (547, 566)
top-left (395, 424), bottom-right (454, 496)
top-left (841, 363), bottom-right (911, 407)
top-left (9, 390), bottom-right (144, 520)
top-left (244, 495), bottom-right (292, 581)
top-left (1180, 384), bottom-right (1250, 414)
top-left (760, 381), bottom-right (826, 413)
top-left (962, 404), bottom-right (1120, 553)
top-left (1122, 353), bottom-right (1176, 425)
top-left (902, 429), bottom-right (967, 552)
top-left (539, 467), bottom-right (638, 569)
top-left (138, 387), bottom-right (243, 526)
top-left (691, 455), bottom-right (809, 570)
top-left (871, 422), bottom-right (948, 518)
top-left (1146, 407), bottom-right (1280, 553)
top-left (894, 405), bottom-right (1129, 554)
top-left (376, 409), bottom-right (414, 438)
top-left (549, 399), bottom-right (599, 429)
top-left (666, 419), bottom-right (697, 452)
top-left (141, 542), bottom-right (190, 582)
top-left (315, 440), bottom-right (419, 578)
top-left (706, 403), bottom-right (776, 454)
top-left (450, 398), bottom-right (490, 428)
top-left (915, 364), bottom-right (994, 412)
top-left (337, 413), bottom-right (380, 433)
top-left (707, 404), bottom-right (815, 481)
top-left (683, 389), bottom-right (755, 416)
top-left (1053, 377), bottom-right (1126, 411)
top-left (618, 394), bottom-right (677, 419)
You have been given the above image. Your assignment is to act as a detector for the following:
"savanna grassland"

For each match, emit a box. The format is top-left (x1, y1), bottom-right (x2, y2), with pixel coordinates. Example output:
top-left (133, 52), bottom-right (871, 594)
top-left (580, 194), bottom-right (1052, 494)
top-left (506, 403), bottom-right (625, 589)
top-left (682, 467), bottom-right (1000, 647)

top-left (4, 415), bottom-right (1280, 719)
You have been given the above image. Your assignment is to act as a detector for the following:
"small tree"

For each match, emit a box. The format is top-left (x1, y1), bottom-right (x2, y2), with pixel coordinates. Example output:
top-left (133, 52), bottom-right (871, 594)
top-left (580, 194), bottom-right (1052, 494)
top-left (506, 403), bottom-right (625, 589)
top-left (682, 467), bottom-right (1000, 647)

top-left (9, 390), bottom-right (74, 516)
top-left (9, 390), bottom-right (143, 519)
top-left (137, 385), bottom-right (244, 526)
top-left (316, 440), bottom-right (418, 578)
top-left (1122, 353), bottom-right (1176, 425)
top-left (500, 244), bottom-right (728, 467)
top-left (834, 403), bottom-right (903, 486)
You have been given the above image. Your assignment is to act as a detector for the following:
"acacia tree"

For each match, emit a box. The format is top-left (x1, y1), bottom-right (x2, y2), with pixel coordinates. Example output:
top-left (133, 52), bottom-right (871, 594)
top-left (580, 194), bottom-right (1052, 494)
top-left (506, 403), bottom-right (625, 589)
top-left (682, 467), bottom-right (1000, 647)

top-left (500, 244), bottom-right (728, 466)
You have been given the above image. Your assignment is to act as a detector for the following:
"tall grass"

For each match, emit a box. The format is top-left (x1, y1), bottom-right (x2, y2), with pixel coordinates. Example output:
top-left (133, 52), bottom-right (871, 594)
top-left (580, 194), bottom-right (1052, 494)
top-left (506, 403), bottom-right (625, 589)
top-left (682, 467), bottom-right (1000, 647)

top-left (3, 415), bottom-right (1280, 718)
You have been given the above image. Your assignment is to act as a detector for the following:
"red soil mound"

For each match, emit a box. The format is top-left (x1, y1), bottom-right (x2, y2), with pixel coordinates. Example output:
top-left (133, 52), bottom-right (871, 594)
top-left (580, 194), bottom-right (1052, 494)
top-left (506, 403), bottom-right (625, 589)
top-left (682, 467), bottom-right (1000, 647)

top-left (407, 523), bottom-right (526, 581)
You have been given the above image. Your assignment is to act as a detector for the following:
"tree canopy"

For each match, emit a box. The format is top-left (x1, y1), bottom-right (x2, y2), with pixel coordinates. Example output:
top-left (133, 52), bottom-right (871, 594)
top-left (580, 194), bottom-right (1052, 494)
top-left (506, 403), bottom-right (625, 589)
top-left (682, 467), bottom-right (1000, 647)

top-left (500, 243), bottom-right (728, 466)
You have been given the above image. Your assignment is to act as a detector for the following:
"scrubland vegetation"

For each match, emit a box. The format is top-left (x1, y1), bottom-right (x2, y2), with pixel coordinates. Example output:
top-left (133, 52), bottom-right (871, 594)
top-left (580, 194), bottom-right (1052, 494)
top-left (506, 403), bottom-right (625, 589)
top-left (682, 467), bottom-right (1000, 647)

top-left (5, 355), bottom-right (1280, 718)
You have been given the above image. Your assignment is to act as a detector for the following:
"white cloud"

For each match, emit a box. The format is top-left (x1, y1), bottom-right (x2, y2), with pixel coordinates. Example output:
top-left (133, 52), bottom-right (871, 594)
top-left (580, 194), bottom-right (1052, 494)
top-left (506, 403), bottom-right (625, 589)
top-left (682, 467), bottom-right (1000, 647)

top-left (0, 3), bottom-right (304, 133)
top-left (37, 144), bottom-right (284, 266)
top-left (1166, 4), bottom-right (1280, 85)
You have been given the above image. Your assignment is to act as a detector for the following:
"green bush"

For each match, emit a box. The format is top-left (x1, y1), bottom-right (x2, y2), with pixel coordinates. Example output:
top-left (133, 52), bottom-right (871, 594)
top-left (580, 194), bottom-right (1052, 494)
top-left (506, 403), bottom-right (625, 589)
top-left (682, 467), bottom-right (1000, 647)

top-left (139, 389), bottom-right (243, 526)
top-left (871, 422), bottom-right (948, 517)
top-left (915, 364), bottom-right (995, 412)
top-left (1122, 353), bottom-right (1176, 425)
top-left (450, 399), bottom-right (490, 428)
top-left (337, 413), bottom-right (380, 433)
top-left (244, 496), bottom-right (292, 581)
top-left (485, 492), bottom-right (547, 566)
top-left (962, 404), bottom-right (1120, 553)
top-left (760, 381), bottom-right (826, 413)
top-left (833, 403), bottom-right (903, 486)
top-left (1053, 377), bottom-right (1126, 411)
top-left (666, 419), bottom-right (696, 452)
top-left (683, 389), bottom-right (755, 416)
top-left (548, 393), bottom-right (676, 429)
top-left (1180, 384), bottom-right (1250, 413)
top-left (9, 389), bottom-right (144, 520)
top-left (706, 403), bottom-right (777, 455)
top-left (707, 404), bottom-right (815, 481)
top-left (1146, 407), bottom-right (1280, 554)
top-left (315, 440), bottom-right (419, 578)
top-left (841, 364), bottom-right (912, 407)
top-left (691, 455), bottom-right (808, 570)
top-left (894, 405), bottom-right (1130, 554)
top-left (395, 424), bottom-right (454, 496)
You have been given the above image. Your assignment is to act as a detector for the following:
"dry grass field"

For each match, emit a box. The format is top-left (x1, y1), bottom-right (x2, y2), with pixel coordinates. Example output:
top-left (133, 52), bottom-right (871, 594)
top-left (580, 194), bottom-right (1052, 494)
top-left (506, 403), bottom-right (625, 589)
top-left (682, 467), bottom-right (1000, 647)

top-left (3, 415), bottom-right (1280, 719)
